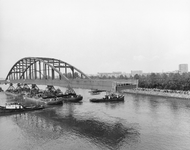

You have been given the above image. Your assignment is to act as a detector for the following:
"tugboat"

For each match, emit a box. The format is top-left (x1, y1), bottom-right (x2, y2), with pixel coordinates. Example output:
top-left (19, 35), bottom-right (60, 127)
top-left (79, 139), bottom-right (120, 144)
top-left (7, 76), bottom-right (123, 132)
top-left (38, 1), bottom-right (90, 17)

top-left (61, 87), bottom-right (83, 103)
top-left (0, 102), bottom-right (45, 114)
top-left (90, 93), bottom-right (124, 103)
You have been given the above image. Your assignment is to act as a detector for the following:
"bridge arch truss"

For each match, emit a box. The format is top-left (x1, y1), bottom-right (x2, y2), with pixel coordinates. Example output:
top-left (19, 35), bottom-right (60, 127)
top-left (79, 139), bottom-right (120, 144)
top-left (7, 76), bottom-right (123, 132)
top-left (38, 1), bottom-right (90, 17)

top-left (6, 57), bottom-right (90, 82)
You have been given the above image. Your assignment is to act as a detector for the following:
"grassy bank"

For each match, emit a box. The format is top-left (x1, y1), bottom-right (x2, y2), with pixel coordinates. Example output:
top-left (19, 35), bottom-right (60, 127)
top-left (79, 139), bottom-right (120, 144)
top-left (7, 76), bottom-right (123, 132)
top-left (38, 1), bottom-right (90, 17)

top-left (121, 88), bottom-right (190, 99)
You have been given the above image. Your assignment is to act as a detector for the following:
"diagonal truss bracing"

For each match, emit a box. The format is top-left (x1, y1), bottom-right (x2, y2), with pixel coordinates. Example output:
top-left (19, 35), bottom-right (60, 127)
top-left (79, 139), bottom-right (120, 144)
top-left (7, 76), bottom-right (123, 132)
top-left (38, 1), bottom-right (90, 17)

top-left (6, 57), bottom-right (90, 82)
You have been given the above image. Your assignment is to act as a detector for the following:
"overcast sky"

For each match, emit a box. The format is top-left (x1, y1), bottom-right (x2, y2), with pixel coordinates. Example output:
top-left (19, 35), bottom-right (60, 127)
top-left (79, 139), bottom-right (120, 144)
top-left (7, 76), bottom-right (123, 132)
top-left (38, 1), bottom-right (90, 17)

top-left (0, 0), bottom-right (190, 78)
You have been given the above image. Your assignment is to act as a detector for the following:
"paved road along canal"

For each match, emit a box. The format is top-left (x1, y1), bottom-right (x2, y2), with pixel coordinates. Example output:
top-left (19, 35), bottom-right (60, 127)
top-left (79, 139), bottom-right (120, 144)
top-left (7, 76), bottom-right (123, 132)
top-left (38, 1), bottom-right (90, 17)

top-left (0, 85), bottom-right (190, 150)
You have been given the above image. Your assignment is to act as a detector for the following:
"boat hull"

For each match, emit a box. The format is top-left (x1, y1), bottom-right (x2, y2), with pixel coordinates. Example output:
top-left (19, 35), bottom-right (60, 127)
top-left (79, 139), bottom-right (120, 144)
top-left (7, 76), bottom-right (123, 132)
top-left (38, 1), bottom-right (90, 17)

top-left (90, 97), bottom-right (124, 103)
top-left (0, 105), bottom-right (44, 114)
top-left (24, 95), bottom-right (63, 105)
top-left (24, 93), bottom-right (83, 104)
top-left (62, 95), bottom-right (83, 102)
top-left (43, 98), bottom-right (63, 105)
top-left (4, 92), bottom-right (20, 97)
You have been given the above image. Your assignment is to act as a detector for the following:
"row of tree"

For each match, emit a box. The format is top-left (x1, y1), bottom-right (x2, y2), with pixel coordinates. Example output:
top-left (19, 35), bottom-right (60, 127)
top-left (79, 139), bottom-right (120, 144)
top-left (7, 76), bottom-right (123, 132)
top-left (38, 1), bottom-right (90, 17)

top-left (90, 72), bottom-right (190, 91)
top-left (136, 73), bottom-right (190, 91)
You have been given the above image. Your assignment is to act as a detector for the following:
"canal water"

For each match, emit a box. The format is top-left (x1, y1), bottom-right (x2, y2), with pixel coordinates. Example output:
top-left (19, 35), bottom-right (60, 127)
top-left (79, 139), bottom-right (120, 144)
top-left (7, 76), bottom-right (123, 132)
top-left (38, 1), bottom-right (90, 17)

top-left (0, 85), bottom-right (190, 150)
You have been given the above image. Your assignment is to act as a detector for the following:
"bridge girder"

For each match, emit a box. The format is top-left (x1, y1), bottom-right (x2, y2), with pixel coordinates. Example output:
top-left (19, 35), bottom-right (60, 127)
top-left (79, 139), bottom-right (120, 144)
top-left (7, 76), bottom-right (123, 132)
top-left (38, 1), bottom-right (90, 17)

top-left (5, 57), bottom-right (138, 91)
top-left (6, 57), bottom-right (90, 83)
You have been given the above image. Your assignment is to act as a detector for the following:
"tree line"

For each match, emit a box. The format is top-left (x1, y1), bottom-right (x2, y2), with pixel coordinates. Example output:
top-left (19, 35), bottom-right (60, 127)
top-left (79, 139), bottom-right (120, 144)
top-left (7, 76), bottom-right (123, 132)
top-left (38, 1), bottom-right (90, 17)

top-left (90, 72), bottom-right (190, 91)
top-left (136, 73), bottom-right (190, 91)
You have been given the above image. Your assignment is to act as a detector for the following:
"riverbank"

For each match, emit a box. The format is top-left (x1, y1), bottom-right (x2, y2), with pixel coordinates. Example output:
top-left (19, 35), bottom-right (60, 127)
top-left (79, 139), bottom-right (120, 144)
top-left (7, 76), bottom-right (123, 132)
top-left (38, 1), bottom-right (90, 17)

top-left (121, 88), bottom-right (190, 99)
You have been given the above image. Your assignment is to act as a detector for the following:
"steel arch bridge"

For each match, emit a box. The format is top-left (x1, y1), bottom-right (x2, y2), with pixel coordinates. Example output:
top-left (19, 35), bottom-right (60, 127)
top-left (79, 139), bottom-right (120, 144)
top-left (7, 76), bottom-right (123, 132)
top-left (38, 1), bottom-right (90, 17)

top-left (4, 57), bottom-right (138, 91)
top-left (6, 57), bottom-right (90, 82)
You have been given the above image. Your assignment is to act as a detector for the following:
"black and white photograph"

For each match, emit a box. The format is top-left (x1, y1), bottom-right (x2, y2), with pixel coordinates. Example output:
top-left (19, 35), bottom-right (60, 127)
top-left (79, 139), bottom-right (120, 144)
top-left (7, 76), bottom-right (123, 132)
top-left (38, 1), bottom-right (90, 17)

top-left (0, 0), bottom-right (190, 150)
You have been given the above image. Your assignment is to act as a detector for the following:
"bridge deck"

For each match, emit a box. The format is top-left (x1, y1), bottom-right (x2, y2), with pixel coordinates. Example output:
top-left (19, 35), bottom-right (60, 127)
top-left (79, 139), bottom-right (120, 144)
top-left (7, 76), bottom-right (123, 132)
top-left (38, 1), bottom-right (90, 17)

top-left (4, 79), bottom-right (138, 92)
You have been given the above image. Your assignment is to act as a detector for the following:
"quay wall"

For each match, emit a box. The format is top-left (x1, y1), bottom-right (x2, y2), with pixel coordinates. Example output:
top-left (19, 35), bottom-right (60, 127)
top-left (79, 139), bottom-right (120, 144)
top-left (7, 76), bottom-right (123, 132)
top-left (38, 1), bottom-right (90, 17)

top-left (122, 89), bottom-right (190, 100)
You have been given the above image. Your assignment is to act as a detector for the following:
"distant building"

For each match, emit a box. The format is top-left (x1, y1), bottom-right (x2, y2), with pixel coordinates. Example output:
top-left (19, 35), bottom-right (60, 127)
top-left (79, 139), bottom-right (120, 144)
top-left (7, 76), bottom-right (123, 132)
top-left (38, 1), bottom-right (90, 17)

top-left (131, 70), bottom-right (143, 77)
top-left (97, 72), bottom-right (123, 78)
top-left (179, 64), bottom-right (188, 73)
top-left (172, 70), bottom-right (180, 74)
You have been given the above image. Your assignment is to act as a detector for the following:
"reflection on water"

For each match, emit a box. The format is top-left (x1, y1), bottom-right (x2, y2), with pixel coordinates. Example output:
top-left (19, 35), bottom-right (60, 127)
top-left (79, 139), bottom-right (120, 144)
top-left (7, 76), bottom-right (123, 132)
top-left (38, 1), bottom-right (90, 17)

top-left (11, 104), bottom-right (140, 150)
top-left (104, 101), bottom-right (125, 109)
top-left (1, 90), bottom-right (190, 150)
